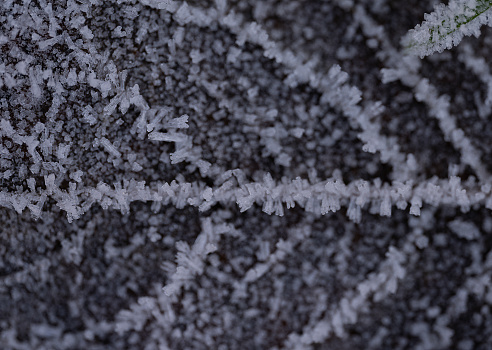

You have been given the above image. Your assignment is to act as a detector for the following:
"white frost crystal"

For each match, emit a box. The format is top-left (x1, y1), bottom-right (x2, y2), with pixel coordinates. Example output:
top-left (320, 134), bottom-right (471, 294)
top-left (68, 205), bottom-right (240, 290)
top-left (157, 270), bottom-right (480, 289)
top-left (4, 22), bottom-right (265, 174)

top-left (403, 0), bottom-right (492, 57)
top-left (2, 0), bottom-right (492, 349)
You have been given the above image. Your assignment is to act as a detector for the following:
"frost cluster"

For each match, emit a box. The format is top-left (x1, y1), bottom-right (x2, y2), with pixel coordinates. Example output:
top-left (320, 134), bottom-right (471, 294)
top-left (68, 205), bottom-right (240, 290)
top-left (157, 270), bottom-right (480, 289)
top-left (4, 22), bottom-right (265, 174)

top-left (2, 0), bottom-right (492, 349)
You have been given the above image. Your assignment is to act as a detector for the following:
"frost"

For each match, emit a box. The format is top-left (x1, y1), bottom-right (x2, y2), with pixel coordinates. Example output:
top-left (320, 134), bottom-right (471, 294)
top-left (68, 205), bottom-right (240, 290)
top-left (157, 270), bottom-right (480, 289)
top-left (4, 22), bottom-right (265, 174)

top-left (70, 170), bottom-right (84, 183)
top-left (148, 131), bottom-right (187, 143)
top-left (403, 0), bottom-right (492, 57)
top-left (2, 1), bottom-right (492, 349)
top-left (57, 143), bottom-right (71, 161)
top-left (15, 61), bottom-right (28, 76)
top-left (448, 220), bottom-right (481, 240)
top-left (29, 67), bottom-right (42, 98)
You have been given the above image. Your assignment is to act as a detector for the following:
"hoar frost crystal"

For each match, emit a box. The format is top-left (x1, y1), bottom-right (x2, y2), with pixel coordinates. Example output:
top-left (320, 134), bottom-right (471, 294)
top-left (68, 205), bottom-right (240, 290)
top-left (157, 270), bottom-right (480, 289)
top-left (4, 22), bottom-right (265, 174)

top-left (2, 0), bottom-right (492, 349)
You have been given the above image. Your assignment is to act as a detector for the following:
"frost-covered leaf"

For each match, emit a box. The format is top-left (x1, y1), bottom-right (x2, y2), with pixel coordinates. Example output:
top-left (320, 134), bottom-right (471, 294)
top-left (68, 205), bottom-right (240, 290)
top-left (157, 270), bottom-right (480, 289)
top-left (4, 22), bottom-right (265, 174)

top-left (403, 0), bottom-right (492, 57)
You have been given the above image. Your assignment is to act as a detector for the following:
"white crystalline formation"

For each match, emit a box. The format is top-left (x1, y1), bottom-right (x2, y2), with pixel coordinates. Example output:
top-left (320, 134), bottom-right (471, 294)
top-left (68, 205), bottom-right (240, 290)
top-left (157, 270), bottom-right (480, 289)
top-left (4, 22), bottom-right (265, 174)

top-left (2, 0), bottom-right (492, 349)
top-left (403, 0), bottom-right (492, 57)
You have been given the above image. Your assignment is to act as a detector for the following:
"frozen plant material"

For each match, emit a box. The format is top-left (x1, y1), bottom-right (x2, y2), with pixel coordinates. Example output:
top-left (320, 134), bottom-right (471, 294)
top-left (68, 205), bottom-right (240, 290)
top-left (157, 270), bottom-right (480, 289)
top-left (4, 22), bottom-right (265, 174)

top-left (403, 0), bottom-right (492, 57)
top-left (2, 0), bottom-right (492, 349)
